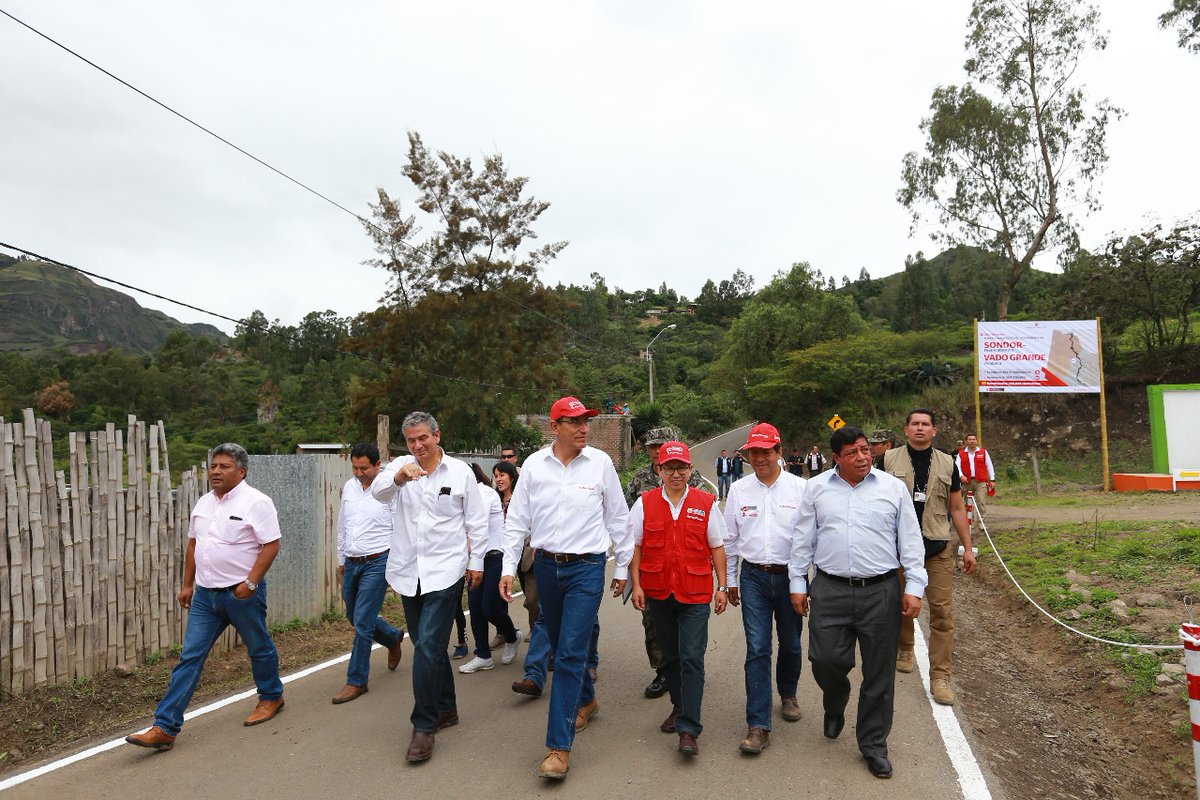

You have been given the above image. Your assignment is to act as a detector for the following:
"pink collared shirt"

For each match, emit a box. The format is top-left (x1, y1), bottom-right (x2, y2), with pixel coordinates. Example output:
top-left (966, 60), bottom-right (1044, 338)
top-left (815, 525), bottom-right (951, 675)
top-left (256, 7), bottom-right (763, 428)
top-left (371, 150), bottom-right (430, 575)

top-left (190, 480), bottom-right (282, 589)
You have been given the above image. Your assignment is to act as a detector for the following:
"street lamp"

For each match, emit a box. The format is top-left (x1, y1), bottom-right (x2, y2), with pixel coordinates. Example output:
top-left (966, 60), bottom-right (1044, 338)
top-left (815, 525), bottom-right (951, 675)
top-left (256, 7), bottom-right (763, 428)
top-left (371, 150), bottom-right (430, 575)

top-left (645, 324), bottom-right (676, 404)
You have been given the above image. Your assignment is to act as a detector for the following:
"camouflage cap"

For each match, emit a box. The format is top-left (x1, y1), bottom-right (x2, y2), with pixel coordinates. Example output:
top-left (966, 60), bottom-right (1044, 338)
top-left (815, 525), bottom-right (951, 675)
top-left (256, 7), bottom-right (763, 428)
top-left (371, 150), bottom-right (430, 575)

top-left (867, 429), bottom-right (895, 444)
top-left (642, 426), bottom-right (680, 445)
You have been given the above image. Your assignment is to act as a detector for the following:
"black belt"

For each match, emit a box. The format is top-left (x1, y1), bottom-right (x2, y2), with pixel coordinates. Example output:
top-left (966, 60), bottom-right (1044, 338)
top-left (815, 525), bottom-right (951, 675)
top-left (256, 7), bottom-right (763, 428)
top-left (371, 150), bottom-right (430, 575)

top-left (742, 561), bottom-right (788, 574)
top-left (816, 567), bottom-right (897, 587)
top-left (346, 551), bottom-right (387, 564)
top-left (203, 583), bottom-right (243, 593)
top-left (535, 549), bottom-right (598, 563)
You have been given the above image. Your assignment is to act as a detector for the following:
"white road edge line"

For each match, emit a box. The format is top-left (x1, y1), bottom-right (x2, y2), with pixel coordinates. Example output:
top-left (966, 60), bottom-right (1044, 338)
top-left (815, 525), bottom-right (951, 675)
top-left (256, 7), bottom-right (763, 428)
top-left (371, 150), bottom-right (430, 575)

top-left (0, 589), bottom-right (530, 793)
top-left (912, 622), bottom-right (992, 799)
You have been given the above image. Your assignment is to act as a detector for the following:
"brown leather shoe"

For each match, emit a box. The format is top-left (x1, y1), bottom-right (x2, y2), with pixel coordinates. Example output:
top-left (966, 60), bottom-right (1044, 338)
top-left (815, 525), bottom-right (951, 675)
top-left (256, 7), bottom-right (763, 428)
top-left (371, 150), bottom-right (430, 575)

top-left (537, 749), bottom-right (569, 780)
top-left (388, 630), bottom-right (406, 671)
top-left (678, 732), bottom-right (699, 756)
top-left (660, 707), bottom-right (679, 733)
top-left (244, 698), bottom-right (285, 726)
top-left (738, 727), bottom-right (770, 754)
top-left (781, 695), bottom-right (802, 722)
top-left (332, 684), bottom-right (368, 704)
top-left (587, 667), bottom-right (598, 684)
top-left (405, 730), bottom-right (435, 763)
top-left (512, 678), bottom-right (543, 697)
top-left (575, 698), bottom-right (599, 732)
top-left (436, 707), bottom-right (459, 730)
top-left (125, 726), bottom-right (175, 751)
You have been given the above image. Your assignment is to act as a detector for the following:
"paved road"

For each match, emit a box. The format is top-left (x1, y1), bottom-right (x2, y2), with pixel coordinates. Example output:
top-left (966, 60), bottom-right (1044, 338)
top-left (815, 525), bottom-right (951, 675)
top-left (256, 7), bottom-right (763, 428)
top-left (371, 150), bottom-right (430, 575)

top-left (690, 422), bottom-right (754, 494)
top-left (6, 559), bottom-right (975, 799)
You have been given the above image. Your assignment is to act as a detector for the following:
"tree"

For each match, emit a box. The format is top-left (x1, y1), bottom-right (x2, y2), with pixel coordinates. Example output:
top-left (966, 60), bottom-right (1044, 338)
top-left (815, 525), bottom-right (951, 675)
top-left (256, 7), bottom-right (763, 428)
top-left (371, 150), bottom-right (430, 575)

top-left (695, 269), bottom-right (754, 324)
top-left (1161, 1), bottom-right (1200, 52)
top-left (898, 0), bottom-right (1122, 320)
top-left (34, 380), bottom-right (74, 420)
top-left (353, 133), bottom-right (569, 447)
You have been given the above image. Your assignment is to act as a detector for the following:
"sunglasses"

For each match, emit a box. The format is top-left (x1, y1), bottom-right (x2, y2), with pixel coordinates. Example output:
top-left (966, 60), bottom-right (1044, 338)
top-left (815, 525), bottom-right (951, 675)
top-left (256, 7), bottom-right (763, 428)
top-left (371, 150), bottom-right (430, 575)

top-left (501, 453), bottom-right (516, 459)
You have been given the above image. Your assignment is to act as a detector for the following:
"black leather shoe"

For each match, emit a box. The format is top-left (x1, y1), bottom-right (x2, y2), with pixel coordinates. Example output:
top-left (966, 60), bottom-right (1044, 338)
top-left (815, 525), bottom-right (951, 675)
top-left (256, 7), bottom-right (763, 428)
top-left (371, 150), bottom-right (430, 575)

top-left (823, 712), bottom-right (845, 740)
top-left (865, 754), bottom-right (892, 778)
top-left (644, 673), bottom-right (667, 699)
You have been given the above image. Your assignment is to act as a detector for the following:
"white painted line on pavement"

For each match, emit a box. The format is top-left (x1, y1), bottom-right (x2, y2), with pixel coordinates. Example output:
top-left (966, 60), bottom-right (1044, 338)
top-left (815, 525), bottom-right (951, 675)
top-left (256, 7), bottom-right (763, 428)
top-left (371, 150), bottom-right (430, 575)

top-left (912, 624), bottom-right (992, 799)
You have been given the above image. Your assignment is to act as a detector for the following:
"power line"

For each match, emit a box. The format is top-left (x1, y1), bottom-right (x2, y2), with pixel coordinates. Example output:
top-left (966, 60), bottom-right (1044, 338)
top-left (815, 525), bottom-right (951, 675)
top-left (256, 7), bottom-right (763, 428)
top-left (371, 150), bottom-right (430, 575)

top-left (0, 6), bottom-right (641, 364)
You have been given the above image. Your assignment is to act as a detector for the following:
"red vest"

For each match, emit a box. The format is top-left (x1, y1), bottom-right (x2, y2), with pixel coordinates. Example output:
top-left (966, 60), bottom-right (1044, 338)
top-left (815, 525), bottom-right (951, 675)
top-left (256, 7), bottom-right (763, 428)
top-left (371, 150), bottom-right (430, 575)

top-left (639, 487), bottom-right (717, 604)
top-left (958, 447), bottom-right (989, 482)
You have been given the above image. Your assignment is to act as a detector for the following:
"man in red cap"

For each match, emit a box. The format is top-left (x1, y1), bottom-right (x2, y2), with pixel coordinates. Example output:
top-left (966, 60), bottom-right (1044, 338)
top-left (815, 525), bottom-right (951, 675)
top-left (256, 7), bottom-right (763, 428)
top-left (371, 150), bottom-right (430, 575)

top-left (628, 441), bottom-right (728, 757)
top-left (721, 422), bottom-right (808, 755)
top-left (500, 397), bottom-right (632, 780)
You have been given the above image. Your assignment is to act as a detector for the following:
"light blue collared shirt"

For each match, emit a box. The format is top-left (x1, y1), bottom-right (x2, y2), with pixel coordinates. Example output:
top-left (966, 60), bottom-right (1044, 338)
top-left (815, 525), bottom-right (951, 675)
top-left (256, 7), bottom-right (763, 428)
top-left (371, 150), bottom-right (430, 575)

top-left (788, 466), bottom-right (927, 597)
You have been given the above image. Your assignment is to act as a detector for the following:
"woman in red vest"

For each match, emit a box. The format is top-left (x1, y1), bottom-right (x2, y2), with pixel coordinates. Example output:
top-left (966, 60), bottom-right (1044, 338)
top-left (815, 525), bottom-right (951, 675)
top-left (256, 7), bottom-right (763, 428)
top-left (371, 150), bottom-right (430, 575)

top-left (629, 441), bottom-right (729, 757)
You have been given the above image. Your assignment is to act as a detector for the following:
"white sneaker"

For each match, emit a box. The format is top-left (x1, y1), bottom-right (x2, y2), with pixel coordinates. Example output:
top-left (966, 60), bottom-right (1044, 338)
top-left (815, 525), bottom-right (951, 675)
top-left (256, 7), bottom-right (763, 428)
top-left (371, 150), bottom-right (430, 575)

top-left (502, 630), bottom-right (523, 665)
top-left (459, 656), bottom-right (494, 673)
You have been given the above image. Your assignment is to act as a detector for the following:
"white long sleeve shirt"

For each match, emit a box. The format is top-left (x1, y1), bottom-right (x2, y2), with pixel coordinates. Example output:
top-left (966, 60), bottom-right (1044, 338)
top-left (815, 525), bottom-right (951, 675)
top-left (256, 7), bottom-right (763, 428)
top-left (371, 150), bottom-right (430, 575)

top-left (371, 452), bottom-right (488, 595)
top-left (721, 470), bottom-right (808, 588)
top-left (501, 445), bottom-right (632, 580)
top-left (478, 482), bottom-right (505, 553)
top-left (788, 467), bottom-right (928, 597)
top-left (337, 477), bottom-right (394, 565)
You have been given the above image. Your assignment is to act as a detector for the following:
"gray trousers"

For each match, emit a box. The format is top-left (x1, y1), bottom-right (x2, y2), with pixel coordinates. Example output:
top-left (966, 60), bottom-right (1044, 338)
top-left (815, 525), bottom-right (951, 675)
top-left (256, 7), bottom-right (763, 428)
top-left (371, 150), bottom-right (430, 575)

top-left (807, 571), bottom-right (901, 758)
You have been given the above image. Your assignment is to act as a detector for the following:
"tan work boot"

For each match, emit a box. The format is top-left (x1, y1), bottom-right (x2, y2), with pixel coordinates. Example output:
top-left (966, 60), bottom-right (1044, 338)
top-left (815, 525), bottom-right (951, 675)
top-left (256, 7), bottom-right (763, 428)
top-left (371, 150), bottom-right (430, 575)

top-left (930, 677), bottom-right (955, 705)
top-left (538, 749), bottom-right (570, 780)
top-left (780, 695), bottom-right (802, 722)
top-left (575, 698), bottom-right (599, 732)
top-left (896, 650), bottom-right (914, 674)
top-left (738, 727), bottom-right (770, 754)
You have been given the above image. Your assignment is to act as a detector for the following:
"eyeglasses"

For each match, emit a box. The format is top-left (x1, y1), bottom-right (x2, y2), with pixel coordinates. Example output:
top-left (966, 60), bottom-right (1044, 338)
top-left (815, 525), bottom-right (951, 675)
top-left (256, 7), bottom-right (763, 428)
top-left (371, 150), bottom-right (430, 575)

top-left (500, 453), bottom-right (516, 459)
top-left (660, 465), bottom-right (691, 474)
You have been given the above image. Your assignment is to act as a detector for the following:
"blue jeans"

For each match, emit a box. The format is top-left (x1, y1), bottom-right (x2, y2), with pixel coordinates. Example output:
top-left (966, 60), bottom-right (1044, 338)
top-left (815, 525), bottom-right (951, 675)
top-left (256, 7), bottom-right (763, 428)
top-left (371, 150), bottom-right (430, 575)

top-left (647, 595), bottom-right (710, 737)
top-left (467, 551), bottom-right (518, 659)
top-left (154, 582), bottom-right (282, 736)
top-left (739, 564), bottom-right (803, 730)
top-left (533, 552), bottom-right (605, 751)
top-left (342, 554), bottom-right (402, 687)
top-left (401, 578), bottom-right (463, 732)
top-left (717, 474), bottom-right (731, 499)
top-left (523, 612), bottom-right (600, 687)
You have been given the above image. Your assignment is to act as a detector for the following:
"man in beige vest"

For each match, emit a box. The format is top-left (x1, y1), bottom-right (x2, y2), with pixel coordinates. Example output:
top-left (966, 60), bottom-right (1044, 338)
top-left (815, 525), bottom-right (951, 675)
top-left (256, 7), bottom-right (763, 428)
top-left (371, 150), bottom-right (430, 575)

top-left (883, 409), bottom-right (977, 705)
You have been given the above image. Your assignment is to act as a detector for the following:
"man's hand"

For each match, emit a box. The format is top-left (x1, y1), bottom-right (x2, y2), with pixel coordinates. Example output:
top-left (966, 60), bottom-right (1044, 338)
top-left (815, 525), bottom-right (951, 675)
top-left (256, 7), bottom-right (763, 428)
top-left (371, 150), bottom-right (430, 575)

top-left (714, 589), bottom-right (728, 615)
top-left (337, 565), bottom-right (345, 581)
top-left (394, 463), bottom-right (427, 484)
top-left (466, 569), bottom-right (483, 590)
top-left (610, 578), bottom-right (627, 598)
top-left (901, 594), bottom-right (922, 618)
top-left (790, 592), bottom-right (809, 616)
top-left (962, 547), bottom-right (978, 575)
top-left (499, 574), bottom-right (515, 603)
top-left (631, 586), bottom-right (646, 611)
top-left (233, 581), bottom-right (254, 600)
top-left (178, 585), bottom-right (194, 609)
top-left (727, 586), bottom-right (740, 607)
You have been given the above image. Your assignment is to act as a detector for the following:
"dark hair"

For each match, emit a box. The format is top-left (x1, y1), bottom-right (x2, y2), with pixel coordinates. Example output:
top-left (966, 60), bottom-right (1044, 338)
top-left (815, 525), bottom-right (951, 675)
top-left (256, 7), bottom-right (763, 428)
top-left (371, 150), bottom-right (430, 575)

top-left (905, 408), bottom-right (937, 426)
top-left (470, 463), bottom-right (492, 486)
top-left (830, 426), bottom-right (868, 455)
top-left (350, 442), bottom-right (380, 464)
top-left (493, 460), bottom-right (519, 495)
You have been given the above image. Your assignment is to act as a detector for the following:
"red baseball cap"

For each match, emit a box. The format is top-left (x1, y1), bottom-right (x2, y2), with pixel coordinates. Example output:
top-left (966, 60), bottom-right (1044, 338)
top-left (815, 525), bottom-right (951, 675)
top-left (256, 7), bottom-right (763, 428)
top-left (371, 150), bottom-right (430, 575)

top-left (657, 441), bottom-right (692, 465)
top-left (741, 422), bottom-right (781, 451)
top-left (550, 396), bottom-right (599, 420)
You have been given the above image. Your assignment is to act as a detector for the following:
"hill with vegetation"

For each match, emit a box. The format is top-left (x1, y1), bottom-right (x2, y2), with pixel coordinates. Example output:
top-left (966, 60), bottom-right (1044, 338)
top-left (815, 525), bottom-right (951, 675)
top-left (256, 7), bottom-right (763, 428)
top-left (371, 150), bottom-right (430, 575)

top-left (0, 254), bottom-right (225, 354)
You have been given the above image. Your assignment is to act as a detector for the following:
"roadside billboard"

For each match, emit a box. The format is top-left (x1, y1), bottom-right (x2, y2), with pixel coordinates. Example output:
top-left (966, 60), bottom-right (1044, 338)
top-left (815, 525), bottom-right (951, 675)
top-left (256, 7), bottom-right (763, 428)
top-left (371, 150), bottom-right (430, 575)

top-left (977, 320), bottom-right (1101, 393)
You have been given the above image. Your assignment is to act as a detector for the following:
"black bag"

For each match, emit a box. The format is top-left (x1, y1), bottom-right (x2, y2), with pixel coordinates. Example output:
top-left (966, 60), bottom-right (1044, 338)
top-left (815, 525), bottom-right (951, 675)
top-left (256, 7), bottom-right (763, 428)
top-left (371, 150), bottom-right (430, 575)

top-left (922, 537), bottom-right (948, 559)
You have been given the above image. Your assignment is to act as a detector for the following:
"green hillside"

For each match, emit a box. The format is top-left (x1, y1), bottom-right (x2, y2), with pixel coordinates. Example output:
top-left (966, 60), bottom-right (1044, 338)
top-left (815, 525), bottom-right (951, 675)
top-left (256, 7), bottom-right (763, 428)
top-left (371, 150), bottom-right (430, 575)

top-left (0, 254), bottom-right (225, 354)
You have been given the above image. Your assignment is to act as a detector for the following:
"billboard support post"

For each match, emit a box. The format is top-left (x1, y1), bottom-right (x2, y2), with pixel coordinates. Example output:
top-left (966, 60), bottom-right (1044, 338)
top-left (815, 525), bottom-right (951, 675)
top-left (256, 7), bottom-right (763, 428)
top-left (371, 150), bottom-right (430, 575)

top-left (973, 318), bottom-right (983, 444)
top-left (1097, 317), bottom-right (1110, 491)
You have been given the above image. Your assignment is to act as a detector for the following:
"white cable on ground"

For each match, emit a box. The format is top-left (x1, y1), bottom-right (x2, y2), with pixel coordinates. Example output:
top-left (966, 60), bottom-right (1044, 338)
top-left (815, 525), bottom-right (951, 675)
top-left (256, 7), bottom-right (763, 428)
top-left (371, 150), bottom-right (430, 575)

top-left (976, 505), bottom-right (1182, 650)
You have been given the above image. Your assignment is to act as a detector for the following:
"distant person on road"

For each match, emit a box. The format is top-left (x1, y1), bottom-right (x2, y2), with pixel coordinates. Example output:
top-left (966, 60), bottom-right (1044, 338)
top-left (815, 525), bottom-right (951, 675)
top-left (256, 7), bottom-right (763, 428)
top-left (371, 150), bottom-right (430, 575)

top-left (499, 396), bottom-right (632, 781)
top-left (789, 425), bottom-right (928, 780)
top-left (957, 434), bottom-right (995, 538)
top-left (804, 445), bottom-right (826, 478)
top-left (372, 411), bottom-right (489, 764)
top-left (883, 409), bottom-right (977, 706)
top-left (787, 448), bottom-right (804, 477)
top-left (628, 440), bottom-right (728, 757)
top-left (715, 449), bottom-right (733, 500)
top-left (731, 450), bottom-right (745, 480)
top-left (722, 422), bottom-right (808, 755)
top-left (330, 442), bottom-right (406, 705)
top-left (126, 443), bottom-right (285, 752)
top-left (625, 426), bottom-right (705, 700)
top-left (460, 463), bottom-right (522, 675)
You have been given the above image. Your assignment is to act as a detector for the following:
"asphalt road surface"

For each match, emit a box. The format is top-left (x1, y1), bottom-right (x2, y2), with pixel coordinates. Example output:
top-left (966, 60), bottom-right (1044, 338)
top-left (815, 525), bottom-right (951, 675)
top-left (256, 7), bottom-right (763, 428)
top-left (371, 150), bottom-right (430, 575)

top-left (5, 558), bottom-right (980, 799)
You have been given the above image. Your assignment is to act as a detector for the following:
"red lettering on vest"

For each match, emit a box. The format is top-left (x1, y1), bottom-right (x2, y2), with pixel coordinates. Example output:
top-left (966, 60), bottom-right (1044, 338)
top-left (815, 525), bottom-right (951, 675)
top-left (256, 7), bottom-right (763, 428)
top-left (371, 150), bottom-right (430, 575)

top-left (639, 487), bottom-right (717, 604)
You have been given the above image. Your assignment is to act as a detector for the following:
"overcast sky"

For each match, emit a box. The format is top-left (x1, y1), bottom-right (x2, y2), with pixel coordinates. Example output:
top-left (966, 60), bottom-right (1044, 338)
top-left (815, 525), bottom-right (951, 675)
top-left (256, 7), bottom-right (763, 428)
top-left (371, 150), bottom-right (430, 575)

top-left (1, 1), bottom-right (1196, 333)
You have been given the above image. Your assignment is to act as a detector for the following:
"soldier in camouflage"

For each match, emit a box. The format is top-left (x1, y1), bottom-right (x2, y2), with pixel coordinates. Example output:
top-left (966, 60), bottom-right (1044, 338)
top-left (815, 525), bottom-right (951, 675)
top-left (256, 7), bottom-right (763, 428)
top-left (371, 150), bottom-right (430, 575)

top-left (625, 426), bottom-right (707, 700)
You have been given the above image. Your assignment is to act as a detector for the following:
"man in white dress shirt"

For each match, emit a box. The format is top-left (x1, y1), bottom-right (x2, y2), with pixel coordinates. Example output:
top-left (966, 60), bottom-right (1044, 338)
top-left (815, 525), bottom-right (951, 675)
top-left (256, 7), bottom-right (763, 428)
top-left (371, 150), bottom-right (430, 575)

top-left (500, 396), bottom-right (632, 781)
top-left (722, 422), bottom-right (807, 755)
top-left (331, 442), bottom-right (406, 704)
top-left (372, 412), bottom-right (488, 764)
top-left (789, 425), bottom-right (927, 779)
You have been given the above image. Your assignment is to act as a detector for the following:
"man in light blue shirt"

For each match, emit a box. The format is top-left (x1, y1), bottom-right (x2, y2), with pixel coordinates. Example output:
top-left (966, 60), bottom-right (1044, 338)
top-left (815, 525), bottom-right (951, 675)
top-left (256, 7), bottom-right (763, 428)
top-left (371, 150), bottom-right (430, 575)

top-left (789, 425), bottom-right (926, 780)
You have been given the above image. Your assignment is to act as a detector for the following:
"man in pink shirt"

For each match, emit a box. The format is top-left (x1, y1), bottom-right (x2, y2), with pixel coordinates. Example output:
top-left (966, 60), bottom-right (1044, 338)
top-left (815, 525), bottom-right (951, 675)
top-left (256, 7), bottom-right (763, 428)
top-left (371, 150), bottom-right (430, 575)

top-left (126, 443), bottom-right (284, 751)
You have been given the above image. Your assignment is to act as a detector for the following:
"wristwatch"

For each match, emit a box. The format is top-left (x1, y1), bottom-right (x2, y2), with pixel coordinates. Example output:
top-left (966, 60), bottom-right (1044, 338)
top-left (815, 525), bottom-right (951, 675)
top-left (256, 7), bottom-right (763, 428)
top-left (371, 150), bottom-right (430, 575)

top-left (244, 578), bottom-right (258, 591)
top-left (717, 586), bottom-right (728, 592)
